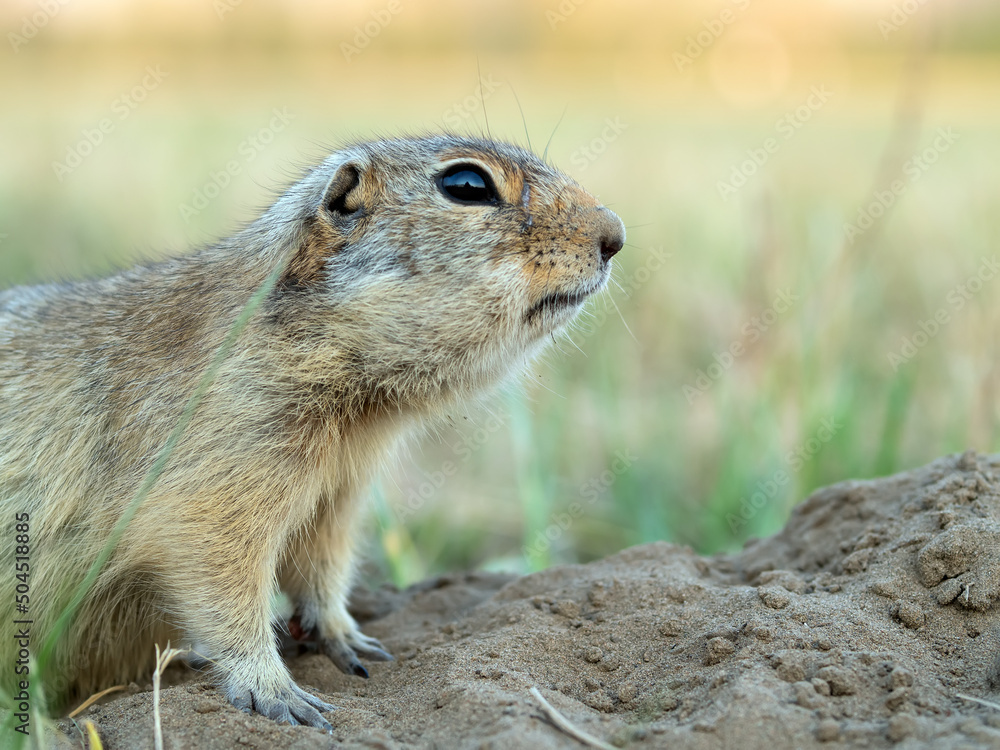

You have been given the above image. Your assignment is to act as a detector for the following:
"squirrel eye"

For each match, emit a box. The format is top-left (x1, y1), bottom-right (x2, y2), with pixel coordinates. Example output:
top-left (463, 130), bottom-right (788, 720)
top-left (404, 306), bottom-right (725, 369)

top-left (438, 165), bottom-right (498, 204)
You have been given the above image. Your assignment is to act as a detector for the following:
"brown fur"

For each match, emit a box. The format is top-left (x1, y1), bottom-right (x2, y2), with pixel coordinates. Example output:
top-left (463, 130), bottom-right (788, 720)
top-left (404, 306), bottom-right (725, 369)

top-left (0, 135), bottom-right (624, 728)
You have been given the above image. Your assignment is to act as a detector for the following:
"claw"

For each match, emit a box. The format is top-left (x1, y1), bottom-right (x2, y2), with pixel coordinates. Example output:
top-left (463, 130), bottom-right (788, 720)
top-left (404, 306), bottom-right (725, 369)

top-left (225, 683), bottom-right (334, 732)
top-left (293, 684), bottom-right (336, 713)
top-left (350, 631), bottom-right (395, 662)
top-left (320, 630), bottom-right (395, 676)
top-left (354, 642), bottom-right (394, 662)
top-left (322, 638), bottom-right (370, 678)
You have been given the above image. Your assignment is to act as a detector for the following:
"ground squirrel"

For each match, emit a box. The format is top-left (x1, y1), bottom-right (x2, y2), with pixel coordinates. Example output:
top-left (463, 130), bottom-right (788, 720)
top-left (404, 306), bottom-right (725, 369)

top-left (0, 134), bottom-right (624, 730)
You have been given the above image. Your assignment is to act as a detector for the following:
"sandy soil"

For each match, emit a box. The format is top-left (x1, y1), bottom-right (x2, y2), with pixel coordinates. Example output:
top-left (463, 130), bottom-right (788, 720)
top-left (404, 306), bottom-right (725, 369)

top-left (58, 451), bottom-right (1000, 749)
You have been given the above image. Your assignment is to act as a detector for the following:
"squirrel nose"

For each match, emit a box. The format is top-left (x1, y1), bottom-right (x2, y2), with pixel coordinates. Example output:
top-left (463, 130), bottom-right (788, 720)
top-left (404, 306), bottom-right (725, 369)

top-left (601, 236), bottom-right (623, 264)
top-left (596, 208), bottom-right (626, 266)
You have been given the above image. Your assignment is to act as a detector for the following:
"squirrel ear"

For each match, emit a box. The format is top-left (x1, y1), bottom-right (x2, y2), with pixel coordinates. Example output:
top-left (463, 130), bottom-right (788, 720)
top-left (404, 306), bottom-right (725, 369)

top-left (282, 162), bottom-right (364, 288)
top-left (321, 162), bottom-right (362, 218)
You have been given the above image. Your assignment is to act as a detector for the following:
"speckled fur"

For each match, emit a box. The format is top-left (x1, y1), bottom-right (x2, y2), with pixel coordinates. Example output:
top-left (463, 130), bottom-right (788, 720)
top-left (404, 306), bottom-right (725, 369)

top-left (0, 135), bottom-right (624, 727)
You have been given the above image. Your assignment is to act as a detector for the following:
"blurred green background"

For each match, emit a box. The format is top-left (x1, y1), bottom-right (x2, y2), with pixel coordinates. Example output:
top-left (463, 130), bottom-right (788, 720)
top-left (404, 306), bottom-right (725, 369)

top-left (2, 0), bottom-right (998, 586)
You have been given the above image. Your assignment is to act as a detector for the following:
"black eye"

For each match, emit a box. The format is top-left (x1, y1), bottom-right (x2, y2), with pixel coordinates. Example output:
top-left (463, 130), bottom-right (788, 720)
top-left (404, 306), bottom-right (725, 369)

top-left (438, 165), bottom-right (498, 204)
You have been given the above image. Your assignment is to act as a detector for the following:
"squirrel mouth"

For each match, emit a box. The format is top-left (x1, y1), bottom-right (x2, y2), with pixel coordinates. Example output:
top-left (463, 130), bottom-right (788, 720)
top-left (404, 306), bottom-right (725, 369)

top-left (525, 289), bottom-right (590, 323)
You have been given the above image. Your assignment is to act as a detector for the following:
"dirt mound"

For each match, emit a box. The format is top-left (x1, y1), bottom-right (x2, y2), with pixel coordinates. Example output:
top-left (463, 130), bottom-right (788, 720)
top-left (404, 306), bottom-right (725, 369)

top-left (61, 452), bottom-right (1000, 748)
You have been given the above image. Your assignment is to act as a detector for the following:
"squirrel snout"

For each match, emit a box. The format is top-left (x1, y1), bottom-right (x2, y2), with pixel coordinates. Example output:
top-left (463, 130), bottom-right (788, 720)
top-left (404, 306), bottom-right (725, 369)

top-left (596, 208), bottom-right (626, 266)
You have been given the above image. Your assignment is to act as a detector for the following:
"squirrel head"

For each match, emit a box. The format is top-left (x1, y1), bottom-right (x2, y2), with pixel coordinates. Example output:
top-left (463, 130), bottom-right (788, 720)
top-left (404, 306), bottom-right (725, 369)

top-left (261, 135), bottom-right (625, 414)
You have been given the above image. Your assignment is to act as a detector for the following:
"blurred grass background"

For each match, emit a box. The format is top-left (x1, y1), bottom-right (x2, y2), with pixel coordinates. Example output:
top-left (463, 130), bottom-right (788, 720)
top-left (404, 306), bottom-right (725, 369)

top-left (1, 0), bottom-right (998, 586)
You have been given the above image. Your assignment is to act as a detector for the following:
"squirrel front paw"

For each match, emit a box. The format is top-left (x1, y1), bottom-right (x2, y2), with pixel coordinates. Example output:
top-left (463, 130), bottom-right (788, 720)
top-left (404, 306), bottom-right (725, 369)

top-left (226, 681), bottom-right (334, 730)
top-left (288, 612), bottom-right (394, 678)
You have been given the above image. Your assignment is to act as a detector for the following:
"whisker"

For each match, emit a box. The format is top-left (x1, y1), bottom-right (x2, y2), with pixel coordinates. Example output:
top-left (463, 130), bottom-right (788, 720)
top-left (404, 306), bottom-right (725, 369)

top-left (477, 57), bottom-right (492, 141)
top-left (510, 84), bottom-right (533, 152)
top-left (543, 105), bottom-right (568, 163)
top-left (607, 291), bottom-right (637, 343)
top-left (563, 329), bottom-right (588, 358)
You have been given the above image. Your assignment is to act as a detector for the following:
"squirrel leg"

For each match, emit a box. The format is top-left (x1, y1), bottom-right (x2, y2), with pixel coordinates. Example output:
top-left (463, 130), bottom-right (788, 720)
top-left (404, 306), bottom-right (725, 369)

top-left (280, 494), bottom-right (394, 678)
top-left (173, 535), bottom-right (335, 729)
